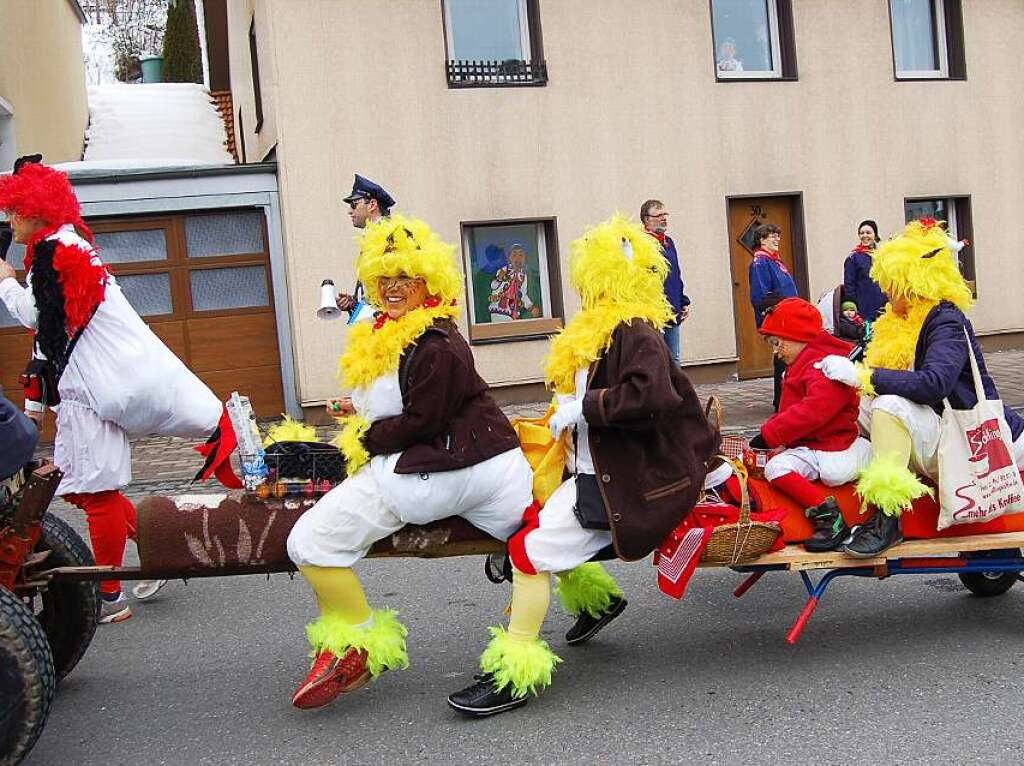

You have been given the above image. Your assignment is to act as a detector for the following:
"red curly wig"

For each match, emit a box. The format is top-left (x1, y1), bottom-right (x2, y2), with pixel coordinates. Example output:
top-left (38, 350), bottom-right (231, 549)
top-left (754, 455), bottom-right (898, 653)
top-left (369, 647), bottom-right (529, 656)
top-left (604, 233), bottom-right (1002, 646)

top-left (0, 163), bottom-right (92, 246)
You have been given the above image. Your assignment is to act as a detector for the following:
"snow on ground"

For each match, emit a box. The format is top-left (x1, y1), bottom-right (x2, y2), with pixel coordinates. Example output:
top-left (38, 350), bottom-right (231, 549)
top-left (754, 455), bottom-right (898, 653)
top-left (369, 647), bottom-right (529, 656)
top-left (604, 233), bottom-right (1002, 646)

top-left (83, 83), bottom-right (234, 166)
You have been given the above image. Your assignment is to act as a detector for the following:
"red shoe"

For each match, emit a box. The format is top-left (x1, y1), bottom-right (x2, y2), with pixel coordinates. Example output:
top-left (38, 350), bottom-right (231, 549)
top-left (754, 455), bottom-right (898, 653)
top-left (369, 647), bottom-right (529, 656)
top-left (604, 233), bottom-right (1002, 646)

top-left (291, 648), bottom-right (371, 709)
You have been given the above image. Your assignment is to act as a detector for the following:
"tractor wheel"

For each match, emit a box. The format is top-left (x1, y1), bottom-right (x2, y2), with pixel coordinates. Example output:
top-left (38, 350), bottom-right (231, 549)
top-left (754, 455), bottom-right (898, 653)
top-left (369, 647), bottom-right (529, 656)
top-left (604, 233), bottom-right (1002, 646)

top-left (0, 586), bottom-right (55, 766)
top-left (29, 514), bottom-right (99, 680)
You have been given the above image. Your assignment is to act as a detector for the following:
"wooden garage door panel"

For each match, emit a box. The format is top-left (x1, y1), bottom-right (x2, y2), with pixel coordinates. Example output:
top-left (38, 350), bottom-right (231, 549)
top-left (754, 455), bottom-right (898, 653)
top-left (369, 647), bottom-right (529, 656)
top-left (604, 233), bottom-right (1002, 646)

top-left (0, 333), bottom-right (34, 388)
top-left (201, 365), bottom-right (284, 416)
top-left (2, 386), bottom-right (56, 442)
top-left (186, 313), bottom-right (280, 372)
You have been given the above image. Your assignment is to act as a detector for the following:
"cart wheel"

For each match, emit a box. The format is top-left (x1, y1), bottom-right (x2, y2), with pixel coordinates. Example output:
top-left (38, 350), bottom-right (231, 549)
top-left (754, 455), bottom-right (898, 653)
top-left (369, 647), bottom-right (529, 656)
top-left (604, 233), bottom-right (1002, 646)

top-left (28, 514), bottom-right (99, 681)
top-left (958, 548), bottom-right (1021, 597)
top-left (0, 586), bottom-right (55, 766)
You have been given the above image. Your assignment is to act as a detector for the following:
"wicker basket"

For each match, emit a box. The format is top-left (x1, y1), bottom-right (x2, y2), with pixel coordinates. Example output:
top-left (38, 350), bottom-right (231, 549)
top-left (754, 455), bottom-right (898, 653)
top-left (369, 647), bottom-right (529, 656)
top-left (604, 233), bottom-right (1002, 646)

top-left (700, 459), bottom-right (781, 565)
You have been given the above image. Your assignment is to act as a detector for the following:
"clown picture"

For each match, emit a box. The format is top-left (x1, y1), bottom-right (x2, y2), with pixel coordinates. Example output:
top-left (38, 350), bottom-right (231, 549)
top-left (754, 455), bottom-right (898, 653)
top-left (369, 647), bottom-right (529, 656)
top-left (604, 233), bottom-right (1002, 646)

top-left (487, 242), bottom-right (541, 322)
top-left (285, 215), bottom-right (537, 710)
top-left (817, 219), bottom-right (1024, 555)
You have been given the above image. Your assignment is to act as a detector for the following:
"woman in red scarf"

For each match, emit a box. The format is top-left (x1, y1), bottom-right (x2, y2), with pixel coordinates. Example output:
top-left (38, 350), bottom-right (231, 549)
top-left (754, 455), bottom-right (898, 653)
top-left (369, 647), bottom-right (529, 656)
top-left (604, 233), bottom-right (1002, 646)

top-left (842, 219), bottom-right (886, 322)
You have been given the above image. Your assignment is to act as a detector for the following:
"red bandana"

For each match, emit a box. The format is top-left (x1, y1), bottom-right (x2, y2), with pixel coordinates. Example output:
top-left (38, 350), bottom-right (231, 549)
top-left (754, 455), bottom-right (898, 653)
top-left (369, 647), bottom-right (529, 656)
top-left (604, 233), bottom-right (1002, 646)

top-left (372, 296), bottom-right (448, 330)
top-left (752, 248), bottom-right (791, 276)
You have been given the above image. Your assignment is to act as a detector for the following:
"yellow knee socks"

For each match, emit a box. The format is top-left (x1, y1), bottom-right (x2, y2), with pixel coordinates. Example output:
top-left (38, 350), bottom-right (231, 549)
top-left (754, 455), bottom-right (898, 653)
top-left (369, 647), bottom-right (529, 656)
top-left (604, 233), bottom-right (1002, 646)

top-left (871, 410), bottom-right (913, 467)
top-left (857, 410), bottom-right (932, 516)
top-left (508, 570), bottom-right (551, 641)
top-left (299, 565), bottom-right (372, 624)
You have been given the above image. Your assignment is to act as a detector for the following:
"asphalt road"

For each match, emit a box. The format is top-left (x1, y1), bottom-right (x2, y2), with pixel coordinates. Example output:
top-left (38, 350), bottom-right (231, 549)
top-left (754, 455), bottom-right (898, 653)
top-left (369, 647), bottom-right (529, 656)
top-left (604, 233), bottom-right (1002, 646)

top-left (22, 504), bottom-right (1024, 766)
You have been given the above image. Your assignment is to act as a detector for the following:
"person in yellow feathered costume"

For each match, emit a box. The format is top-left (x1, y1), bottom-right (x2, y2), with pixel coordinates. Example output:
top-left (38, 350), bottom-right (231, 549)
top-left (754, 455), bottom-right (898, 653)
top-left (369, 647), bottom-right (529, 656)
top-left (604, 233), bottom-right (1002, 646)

top-left (285, 215), bottom-right (535, 710)
top-left (447, 214), bottom-right (718, 717)
top-left (817, 219), bottom-right (1024, 555)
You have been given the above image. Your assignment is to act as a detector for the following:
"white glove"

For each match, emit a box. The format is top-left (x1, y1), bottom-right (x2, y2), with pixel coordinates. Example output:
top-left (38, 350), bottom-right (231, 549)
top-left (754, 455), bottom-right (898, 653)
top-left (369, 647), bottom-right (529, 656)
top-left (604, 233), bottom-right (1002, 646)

top-left (814, 355), bottom-right (860, 388)
top-left (549, 398), bottom-right (585, 439)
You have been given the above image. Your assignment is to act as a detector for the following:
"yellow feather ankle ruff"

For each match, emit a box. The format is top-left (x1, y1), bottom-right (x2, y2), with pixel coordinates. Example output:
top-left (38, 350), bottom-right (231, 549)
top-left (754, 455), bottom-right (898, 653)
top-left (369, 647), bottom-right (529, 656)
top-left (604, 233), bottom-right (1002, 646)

top-left (544, 301), bottom-right (670, 395)
top-left (337, 303), bottom-right (460, 391)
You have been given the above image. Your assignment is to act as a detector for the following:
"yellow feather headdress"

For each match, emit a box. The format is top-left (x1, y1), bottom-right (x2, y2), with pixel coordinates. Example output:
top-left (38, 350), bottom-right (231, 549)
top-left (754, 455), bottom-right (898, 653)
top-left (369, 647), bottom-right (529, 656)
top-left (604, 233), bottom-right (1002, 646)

top-left (355, 214), bottom-right (463, 310)
top-left (870, 219), bottom-right (972, 310)
top-left (544, 214), bottom-right (673, 393)
top-left (569, 213), bottom-right (671, 312)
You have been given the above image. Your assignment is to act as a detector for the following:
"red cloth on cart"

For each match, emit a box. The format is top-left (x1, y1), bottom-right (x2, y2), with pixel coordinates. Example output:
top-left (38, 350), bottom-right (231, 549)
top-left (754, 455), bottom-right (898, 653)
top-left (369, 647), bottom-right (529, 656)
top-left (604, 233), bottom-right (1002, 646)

top-left (750, 474), bottom-right (1024, 541)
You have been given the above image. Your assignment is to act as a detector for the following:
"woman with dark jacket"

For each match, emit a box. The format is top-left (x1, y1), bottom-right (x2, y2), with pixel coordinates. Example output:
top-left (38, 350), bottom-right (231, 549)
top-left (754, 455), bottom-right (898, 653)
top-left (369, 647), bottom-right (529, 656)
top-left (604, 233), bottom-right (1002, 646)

top-left (842, 219), bottom-right (886, 322)
top-left (285, 216), bottom-right (534, 711)
top-left (818, 220), bottom-right (1023, 556)
top-left (447, 216), bottom-right (718, 717)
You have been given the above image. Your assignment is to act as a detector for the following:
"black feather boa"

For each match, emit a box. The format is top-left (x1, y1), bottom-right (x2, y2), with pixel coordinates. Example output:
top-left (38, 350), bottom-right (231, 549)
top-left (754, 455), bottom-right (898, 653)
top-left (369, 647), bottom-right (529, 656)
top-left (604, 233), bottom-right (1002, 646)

top-left (29, 240), bottom-right (72, 371)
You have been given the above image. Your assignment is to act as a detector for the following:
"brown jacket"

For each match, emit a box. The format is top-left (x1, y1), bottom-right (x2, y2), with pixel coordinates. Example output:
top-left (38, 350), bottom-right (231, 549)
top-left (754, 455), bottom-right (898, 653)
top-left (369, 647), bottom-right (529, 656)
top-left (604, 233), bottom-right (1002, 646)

top-left (364, 319), bottom-right (519, 474)
top-left (582, 320), bottom-right (718, 560)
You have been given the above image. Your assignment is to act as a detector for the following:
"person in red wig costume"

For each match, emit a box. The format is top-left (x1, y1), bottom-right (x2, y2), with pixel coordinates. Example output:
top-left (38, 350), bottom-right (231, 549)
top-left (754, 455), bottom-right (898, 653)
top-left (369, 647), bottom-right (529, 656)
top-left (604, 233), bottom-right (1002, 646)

top-left (0, 159), bottom-right (238, 623)
top-left (748, 297), bottom-right (872, 552)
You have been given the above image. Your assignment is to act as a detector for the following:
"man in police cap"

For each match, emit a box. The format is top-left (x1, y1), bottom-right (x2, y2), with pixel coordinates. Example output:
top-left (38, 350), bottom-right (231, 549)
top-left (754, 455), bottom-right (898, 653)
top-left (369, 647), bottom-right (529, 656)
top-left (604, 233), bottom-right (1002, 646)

top-left (336, 174), bottom-right (396, 313)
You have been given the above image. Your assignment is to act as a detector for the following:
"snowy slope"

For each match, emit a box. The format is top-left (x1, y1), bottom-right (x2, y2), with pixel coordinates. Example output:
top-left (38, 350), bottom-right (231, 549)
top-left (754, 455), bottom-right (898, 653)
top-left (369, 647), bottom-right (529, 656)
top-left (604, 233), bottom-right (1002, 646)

top-left (81, 83), bottom-right (234, 167)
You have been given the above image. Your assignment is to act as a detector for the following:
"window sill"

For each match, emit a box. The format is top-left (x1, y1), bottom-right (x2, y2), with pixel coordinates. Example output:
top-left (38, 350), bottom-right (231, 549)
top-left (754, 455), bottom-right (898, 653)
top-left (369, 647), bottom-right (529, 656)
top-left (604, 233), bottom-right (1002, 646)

top-left (715, 74), bottom-right (798, 83)
top-left (468, 316), bottom-right (562, 345)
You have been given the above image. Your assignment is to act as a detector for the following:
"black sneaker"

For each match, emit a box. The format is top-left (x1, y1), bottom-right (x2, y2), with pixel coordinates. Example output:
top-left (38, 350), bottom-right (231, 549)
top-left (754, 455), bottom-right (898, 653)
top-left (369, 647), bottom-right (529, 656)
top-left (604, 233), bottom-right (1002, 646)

top-left (447, 673), bottom-right (529, 718)
top-left (803, 497), bottom-right (850, 553)
top-left (565, 595), bottom-right (627, 645)
top-left (843, 512), bottom-right (903, 558)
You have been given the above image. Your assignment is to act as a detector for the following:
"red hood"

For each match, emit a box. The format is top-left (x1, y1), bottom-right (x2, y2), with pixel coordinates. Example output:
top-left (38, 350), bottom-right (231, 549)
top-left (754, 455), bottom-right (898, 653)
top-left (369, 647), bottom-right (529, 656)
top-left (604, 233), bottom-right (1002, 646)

top-left (789, 331), bottom-right (853, 375)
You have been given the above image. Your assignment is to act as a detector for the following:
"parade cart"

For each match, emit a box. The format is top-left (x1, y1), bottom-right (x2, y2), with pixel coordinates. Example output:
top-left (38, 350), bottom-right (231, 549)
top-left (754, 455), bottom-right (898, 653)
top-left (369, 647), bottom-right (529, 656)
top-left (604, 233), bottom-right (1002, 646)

top-left (4, 463), bottom-right (1024, 765)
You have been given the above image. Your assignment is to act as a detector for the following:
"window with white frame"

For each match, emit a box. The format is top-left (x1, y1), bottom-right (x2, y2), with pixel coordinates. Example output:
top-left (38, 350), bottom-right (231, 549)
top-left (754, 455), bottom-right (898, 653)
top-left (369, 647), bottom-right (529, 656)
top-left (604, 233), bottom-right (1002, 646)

top-left (444, 0), bottom-right (546, 87)
top-left (889, 0), bottom-right (966, 79)
top-left (904, 196), bottom-right (976, 290)
top-left (710, 0), bottom-right (796, 80)
top-left (461, 219), bottom-right (563, 342)
top-left (0, 97), bottom-right (15, 173)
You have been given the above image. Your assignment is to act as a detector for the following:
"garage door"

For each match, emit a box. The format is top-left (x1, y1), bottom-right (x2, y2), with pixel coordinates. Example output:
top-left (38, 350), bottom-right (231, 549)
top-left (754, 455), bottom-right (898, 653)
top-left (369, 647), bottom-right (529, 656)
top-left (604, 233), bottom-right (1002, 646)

top-left (0, 208), bottom-right (285, 439)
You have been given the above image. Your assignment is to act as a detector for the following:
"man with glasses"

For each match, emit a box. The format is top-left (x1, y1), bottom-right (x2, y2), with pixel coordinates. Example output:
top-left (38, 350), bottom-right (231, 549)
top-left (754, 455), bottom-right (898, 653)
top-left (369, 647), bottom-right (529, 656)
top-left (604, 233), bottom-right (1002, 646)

top-left (335, 174), bottom-right (396, 315)
top-left (641, 199), bottom-right (689, 365)
top-left (749, 223), bottom-right (798, 410)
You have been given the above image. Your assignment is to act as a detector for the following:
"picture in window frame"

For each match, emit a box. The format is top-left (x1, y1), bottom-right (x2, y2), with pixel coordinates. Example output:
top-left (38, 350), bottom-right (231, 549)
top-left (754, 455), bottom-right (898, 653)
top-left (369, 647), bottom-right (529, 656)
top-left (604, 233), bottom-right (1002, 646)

top-left (889, 0), bottom-right (949, 80)
top-left (460, 217), bottom-right (563, 344)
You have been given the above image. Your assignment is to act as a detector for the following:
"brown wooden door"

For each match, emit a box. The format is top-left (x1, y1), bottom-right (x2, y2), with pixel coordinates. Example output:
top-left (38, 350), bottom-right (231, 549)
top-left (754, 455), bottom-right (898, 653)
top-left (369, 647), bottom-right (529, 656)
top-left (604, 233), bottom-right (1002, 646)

top-left (727, 196), bottom-right (803, 379)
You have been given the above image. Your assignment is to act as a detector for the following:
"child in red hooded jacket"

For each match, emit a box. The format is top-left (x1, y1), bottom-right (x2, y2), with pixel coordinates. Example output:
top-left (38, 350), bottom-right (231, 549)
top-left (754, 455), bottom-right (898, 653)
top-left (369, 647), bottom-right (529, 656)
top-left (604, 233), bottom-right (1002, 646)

top-left (748, 298), bottom-right (872, 551)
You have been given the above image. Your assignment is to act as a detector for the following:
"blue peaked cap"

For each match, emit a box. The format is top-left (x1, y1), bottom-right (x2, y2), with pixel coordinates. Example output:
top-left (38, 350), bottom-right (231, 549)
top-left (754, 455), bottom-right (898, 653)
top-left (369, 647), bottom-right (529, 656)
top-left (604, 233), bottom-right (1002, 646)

top-left (343, 174), bottom-right (396, 210)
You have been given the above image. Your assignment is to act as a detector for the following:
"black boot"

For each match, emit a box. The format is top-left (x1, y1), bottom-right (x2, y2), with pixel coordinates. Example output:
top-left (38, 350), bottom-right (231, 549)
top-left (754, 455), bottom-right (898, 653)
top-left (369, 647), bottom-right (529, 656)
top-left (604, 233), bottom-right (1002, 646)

top-left (843, 511), bottom-right (903, 558)
top-left (565, 595), bottom-right (627, 645)
top-left (447, 673), bottom-right (529, 717)
top-left (803, 497), bottom-right (849, 552)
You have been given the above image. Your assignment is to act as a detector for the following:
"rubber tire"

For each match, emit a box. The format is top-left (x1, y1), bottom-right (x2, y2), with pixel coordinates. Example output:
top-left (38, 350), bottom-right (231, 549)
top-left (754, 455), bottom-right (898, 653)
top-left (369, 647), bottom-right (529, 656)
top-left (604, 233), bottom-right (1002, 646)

top-left (0, 587), bottom-right (55, 766)
top-left (32, 514), bottom-right (99, 680)
top-left (958, 548), bottom-right (1020, 597)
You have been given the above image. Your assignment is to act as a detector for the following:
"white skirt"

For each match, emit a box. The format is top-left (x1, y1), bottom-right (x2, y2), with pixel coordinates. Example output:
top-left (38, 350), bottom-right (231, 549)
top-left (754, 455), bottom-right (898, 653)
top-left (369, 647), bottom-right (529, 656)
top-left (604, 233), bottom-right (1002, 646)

top-left (52, 398), bottom-right (132, 495)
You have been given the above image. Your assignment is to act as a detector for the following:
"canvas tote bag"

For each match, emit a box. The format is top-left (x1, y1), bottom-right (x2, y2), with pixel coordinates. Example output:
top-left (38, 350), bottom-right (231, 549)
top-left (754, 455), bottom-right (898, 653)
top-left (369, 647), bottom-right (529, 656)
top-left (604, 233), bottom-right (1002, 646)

top-left (936, 328), bottom-right (1024, 529)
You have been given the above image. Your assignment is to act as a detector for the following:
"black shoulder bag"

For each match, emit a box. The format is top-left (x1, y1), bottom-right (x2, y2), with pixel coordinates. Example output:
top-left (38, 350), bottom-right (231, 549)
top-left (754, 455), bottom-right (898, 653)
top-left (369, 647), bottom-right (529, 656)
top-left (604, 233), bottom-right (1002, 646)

top-left (572, 425), bottom-right (610, 531)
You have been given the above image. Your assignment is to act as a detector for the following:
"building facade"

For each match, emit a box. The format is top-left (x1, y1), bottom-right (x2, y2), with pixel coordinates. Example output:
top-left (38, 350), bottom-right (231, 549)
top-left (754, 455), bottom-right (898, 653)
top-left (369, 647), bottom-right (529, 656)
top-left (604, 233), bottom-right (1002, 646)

top-left (0, 0), bottom-right (89, 171)
top-left (217, 0), bottom-right (1021, 413)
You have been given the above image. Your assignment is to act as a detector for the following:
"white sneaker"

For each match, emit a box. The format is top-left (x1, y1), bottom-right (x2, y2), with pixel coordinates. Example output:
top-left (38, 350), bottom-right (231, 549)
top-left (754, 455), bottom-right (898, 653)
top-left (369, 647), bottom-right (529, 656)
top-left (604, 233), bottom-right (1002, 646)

top-left (131, 579), bottom-right (168, 601)
top-left (99, 594), bottom-right (132, 624)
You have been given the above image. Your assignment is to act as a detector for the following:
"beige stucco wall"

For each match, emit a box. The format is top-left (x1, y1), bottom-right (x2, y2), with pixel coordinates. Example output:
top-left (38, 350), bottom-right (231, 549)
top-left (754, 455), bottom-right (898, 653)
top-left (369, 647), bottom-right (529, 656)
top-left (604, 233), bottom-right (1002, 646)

top-left (0, 0), bottom-right (88, 168)
top-left (226, 0), bottom-right (279, 162)
top-left (235, 0), bottom-right (1023, 406)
